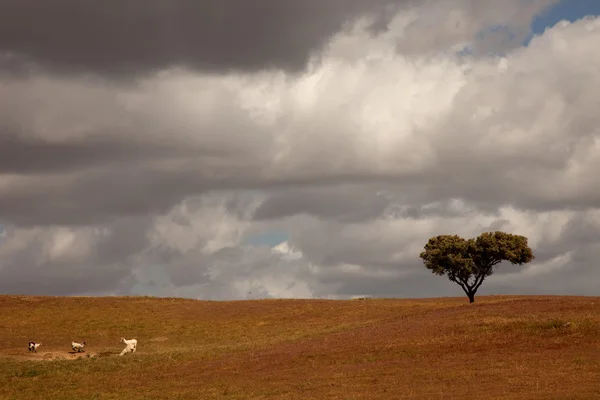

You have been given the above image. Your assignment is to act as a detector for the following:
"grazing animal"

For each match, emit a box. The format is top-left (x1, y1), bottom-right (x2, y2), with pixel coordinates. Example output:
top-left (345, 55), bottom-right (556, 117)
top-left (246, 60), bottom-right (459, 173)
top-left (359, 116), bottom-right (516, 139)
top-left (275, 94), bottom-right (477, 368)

top-left (119, 337), bottom-right (137, 356)
top-left (71, 341), bottom-right (86, 353)
top-left (28, 341), bottom-right (42, 353)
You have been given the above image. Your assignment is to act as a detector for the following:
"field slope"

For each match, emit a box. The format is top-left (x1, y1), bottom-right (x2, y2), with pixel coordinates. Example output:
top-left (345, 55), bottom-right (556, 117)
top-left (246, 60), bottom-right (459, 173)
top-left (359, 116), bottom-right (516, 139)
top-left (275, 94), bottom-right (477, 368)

top-left (1, 295), bottom-right (600, 399)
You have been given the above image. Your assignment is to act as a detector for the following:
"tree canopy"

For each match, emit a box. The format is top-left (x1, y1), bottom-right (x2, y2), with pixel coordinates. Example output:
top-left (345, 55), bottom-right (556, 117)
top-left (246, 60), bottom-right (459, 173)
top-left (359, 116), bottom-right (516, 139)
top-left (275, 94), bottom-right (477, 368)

top-left (419, 231), bottom-right (534, 303)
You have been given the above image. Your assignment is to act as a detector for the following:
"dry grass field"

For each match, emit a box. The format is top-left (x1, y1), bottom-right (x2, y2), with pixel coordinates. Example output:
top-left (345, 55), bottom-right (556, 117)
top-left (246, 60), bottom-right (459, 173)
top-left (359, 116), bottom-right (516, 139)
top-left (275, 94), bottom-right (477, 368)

top-left (1, 295), bottom-right (600, 399)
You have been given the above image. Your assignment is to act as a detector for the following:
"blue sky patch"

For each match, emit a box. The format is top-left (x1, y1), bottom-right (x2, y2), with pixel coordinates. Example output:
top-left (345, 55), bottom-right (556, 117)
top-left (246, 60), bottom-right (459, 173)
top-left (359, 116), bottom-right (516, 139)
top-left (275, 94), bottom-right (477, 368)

top-left (244, 230), bottom-right (288, 247)
top-left (525, 0), bottom-right (600, 44)
top-left (532, 0), bottom-right (600, 34)
top-left (458, 0), bottom-right (599, 55)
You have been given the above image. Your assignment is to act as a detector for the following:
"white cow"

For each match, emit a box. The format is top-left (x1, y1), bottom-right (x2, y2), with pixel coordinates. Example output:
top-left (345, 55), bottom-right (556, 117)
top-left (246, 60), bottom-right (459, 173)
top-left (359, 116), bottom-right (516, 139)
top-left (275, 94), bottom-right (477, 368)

top-left (119, 337), bottom-right (137, 356)
top-left (71, 341), bottom-right (86, 353)
top-left (28, 341), bottom-right (42, 353)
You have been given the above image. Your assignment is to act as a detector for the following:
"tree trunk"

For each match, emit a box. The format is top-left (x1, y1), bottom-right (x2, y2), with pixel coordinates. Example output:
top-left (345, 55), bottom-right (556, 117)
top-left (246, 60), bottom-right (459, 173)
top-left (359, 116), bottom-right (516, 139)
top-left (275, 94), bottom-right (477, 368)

top-left (467, 291), bottom-right (475, 303)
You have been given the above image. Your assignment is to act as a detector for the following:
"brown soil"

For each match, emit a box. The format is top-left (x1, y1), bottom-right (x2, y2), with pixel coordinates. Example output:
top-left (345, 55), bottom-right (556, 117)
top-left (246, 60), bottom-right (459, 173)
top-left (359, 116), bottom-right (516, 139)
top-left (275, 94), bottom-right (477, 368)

top-left (5, 350), bottom-right (97, 361)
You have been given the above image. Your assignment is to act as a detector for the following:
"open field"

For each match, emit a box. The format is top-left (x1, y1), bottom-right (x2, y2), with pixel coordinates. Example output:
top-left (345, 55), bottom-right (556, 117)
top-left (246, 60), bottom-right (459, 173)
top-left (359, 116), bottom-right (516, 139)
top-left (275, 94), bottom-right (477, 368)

top-left (1, 295), bottom-right (600, 399)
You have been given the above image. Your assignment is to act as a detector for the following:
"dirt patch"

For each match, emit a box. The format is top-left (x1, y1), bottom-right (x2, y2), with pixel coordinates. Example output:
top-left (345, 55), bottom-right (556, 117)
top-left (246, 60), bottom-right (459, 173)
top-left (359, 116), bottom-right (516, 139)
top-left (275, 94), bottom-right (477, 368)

top-left (5, 351), bottom-right (97, 361)
top-left (44, 351), bottom-right (96, 360)
top-left (149, 336), bottom-right (169, 342)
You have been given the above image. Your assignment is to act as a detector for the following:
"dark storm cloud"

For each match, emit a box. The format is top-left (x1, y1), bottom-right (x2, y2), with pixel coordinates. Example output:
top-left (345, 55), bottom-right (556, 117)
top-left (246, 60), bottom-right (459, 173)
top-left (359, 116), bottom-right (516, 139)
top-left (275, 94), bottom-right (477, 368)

top-left (0, 132), bottom-right (208, 174)
top-left (251, 184), bottom-right (499, 224)
top-left (329, 270), bottom-right (452, 299)
top-left (0, 264), bottom-right (127, 296)
top-left (252, 185), bottom-right (391, 222)
top-left (0, 167), bottom-right (207, 227)
top-left (0, 216), bottom-right (152, 295)
top-left (0, 0), bottom-right (401, 77)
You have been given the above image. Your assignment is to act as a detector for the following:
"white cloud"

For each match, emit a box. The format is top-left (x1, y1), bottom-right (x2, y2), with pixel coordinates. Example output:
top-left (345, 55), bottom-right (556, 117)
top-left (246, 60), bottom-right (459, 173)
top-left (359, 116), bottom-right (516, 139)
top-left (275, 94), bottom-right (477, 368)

top-left (2, 8), bottom-right (600, 299)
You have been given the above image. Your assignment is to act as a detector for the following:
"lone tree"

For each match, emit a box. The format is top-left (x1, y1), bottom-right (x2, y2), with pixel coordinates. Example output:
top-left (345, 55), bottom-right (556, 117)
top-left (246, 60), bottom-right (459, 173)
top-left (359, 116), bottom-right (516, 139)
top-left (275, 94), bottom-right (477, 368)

top-left (419, 231), bottom-right (534, 303)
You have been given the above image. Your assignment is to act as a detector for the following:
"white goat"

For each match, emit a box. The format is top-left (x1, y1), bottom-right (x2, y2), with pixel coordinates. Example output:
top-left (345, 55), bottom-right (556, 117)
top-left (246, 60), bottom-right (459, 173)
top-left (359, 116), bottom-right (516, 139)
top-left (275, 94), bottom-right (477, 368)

top-left (71, 341), bottom-right (86, 353)
top-left (28, 341), bottom-right (42, 353)
top-left (119, 337), bottom-right (137, 356)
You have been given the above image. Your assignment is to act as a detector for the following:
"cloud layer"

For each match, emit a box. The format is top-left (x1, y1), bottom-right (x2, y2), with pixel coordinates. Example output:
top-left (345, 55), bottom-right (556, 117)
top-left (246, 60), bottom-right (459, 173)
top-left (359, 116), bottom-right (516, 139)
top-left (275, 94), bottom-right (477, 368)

top-left (1, 0), bottom-right (599, 300)
top-left (0, 0), bottom-right (400, 76)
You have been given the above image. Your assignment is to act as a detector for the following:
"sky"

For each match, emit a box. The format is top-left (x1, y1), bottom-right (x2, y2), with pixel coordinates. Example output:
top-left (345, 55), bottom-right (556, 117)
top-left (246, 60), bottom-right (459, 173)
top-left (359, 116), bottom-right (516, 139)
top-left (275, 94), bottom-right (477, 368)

top-left (1, 0), bottom-right (600, 300)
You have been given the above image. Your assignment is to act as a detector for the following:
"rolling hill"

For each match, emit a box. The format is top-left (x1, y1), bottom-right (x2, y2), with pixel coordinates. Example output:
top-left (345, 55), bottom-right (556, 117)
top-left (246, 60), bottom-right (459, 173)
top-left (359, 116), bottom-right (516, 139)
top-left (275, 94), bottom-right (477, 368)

top-left (1, 295), bottom-right (599, 399)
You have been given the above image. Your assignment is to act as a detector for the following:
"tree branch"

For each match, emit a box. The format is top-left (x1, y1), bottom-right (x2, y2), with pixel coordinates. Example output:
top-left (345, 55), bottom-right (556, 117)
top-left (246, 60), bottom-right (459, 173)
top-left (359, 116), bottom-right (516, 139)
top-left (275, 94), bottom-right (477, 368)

top-left (473, 265), bottom-right (494, 293)
top-left (473, 276), bottom-right (485, 293)
top-left (456, 274), bottom-right (470, 289)
top-left (457, 282), bottom-right (469, 296)
top-left (450, 272), bottom-right (470, 296)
